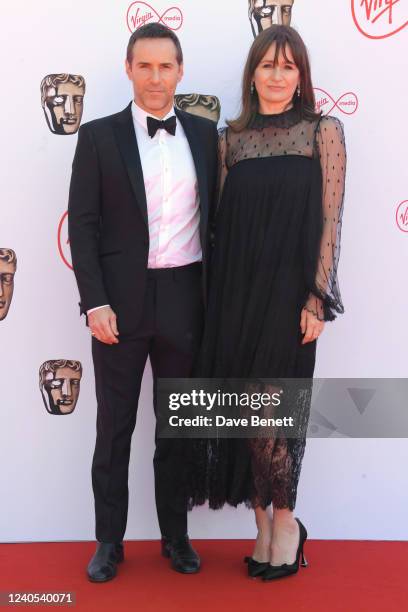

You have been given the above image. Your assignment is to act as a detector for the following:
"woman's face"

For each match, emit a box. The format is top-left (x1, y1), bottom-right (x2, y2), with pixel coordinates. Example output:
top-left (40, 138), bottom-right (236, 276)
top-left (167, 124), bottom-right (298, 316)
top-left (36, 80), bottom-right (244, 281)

top-left (253, 42), bottom-right (300, 111)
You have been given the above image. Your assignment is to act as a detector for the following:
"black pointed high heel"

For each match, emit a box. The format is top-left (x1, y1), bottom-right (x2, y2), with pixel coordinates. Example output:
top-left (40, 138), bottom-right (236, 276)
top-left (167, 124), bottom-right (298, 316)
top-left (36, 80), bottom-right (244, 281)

top-left (244, 556), bottom-right (270, 578)
top-left (262, 517), bottom-right (308, 581)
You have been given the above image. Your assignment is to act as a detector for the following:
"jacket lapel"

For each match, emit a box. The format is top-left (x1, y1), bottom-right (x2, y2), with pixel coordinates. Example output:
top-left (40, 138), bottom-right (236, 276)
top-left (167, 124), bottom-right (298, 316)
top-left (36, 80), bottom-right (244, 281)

top-left (113, 102), bottom-right (148, 229)
top-left (175, 107), bottom-right (209, 233)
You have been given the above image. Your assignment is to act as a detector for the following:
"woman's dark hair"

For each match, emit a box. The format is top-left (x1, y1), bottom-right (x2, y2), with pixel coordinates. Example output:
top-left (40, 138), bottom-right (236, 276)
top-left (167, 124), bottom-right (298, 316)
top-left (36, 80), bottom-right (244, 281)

top-left (126, 23), bottom-right (183, 65)
top-left (228, 25), bottom-right (320, 132)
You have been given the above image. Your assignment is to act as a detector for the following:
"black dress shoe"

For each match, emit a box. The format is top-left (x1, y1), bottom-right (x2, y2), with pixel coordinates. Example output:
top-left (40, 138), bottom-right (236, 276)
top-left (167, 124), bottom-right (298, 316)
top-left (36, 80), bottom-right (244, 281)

top-left (87, 541), bottom-right (124, 583)
top-left (262, 518), bottom-right (308, 581)
top-left (243, 556), bottom-right (269, 578)
top-left (161, 535), bottom-right (200, 574)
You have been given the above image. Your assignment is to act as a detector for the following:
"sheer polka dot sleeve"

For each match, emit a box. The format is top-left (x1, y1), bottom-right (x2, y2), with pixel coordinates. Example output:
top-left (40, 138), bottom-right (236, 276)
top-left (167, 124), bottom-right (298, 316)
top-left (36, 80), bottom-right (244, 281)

top-left (304, 115), bottom-right (346, 322)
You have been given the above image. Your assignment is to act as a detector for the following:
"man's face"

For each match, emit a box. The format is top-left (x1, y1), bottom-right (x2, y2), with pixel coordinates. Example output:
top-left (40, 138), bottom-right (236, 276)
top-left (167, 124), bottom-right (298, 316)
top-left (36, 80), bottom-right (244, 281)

top-left (44, 81), bottom-right (84, 134)
top-left (42, 366), bottom-right (81, 414)
top-left (125, 38), bottom-right (183, 118)
top-left (251, 0), bottom-right (294, 34)
top-left (0, 259), bottom-right (16, 321)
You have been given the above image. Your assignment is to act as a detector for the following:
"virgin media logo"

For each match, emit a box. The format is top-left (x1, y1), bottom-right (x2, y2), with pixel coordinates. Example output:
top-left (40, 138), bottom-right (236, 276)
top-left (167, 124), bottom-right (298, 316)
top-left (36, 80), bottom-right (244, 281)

top-left (351, 0), bottom-right (408, 39)
top-left (126, 2), bottom-right (183, 33)
top-left (314, 88), bottom-right (359, 116)
top-left (58, 211), bottom-right (72, 270)
top-left (396, 200), bottom-right (408, 233)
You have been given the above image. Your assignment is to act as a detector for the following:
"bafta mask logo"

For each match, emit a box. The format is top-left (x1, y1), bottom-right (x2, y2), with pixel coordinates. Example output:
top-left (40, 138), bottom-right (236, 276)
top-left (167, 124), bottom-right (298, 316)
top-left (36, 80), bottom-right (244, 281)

top-left (248, 0), bottom-right (294, 37)
top-left (175, 94), bottom-right (221, 123)
top-left (39, 359), bottom-right (82, 415)
top-left (0, 248), bottom-right (17, 321)
top-left (41, 74), bottom-right (86, 135)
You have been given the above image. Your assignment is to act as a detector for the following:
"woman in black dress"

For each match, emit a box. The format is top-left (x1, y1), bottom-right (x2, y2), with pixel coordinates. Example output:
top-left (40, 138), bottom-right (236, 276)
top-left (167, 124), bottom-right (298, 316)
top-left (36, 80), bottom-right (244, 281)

top-left (189, 25), bottom-right (346, 580)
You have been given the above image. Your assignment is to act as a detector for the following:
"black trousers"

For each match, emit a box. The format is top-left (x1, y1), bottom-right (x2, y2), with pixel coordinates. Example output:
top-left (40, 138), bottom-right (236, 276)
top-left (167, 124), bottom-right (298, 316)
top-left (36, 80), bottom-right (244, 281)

top-left (91, 262), bottom-right (203, 542)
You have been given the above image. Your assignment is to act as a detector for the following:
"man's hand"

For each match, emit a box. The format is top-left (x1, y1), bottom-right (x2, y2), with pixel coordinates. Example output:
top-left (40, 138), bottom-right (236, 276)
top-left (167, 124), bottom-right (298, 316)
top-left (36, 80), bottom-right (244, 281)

top-left (300, 308), bottom-right (325, 345)
top-left (88, 306), bottom-right (119, 344)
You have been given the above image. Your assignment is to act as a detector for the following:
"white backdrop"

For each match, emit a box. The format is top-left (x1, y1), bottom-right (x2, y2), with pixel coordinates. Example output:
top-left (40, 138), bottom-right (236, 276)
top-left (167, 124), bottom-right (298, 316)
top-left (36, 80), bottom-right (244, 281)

top-left (1, 0), bottom-right (408, 542)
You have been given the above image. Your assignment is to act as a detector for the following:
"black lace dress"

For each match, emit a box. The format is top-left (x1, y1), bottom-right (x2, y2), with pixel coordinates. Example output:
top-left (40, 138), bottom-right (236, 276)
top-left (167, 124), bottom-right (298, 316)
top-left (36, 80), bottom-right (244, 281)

top-left (188, 106), bottom-right (346, 511)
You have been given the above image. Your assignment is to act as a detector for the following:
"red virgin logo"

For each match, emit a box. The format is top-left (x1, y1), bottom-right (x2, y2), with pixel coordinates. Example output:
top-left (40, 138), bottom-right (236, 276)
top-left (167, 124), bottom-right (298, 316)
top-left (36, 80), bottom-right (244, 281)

top-left (314, 88), bottom-right (359, 116)
top-left (396, 200), bottom-right (408, 233)
top-left (126, 2), bottom-right (183, 33)
top-left (351, 0), bottom-right (408, 39)
top-left (58, 211), bottom-right (72, 270)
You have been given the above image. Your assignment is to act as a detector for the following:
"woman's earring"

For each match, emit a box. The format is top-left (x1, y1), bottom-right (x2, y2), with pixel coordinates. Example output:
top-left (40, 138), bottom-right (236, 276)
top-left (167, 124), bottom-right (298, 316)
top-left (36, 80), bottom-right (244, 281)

top-left (251, 82), bottom-right (255, 95)
top-left (297, 85), bottom-right (301, 97)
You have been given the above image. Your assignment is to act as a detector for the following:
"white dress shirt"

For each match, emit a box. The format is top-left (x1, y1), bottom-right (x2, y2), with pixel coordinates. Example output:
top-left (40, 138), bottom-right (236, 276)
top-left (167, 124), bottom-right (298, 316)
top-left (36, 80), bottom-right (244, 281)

top-left (87, 100), bottom-right (201, 315)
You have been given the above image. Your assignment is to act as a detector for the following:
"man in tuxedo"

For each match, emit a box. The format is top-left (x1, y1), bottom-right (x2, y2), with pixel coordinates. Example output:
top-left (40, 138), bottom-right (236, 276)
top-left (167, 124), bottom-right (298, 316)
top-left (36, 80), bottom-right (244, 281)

top-left (68, 23), bottom-right (218, 582)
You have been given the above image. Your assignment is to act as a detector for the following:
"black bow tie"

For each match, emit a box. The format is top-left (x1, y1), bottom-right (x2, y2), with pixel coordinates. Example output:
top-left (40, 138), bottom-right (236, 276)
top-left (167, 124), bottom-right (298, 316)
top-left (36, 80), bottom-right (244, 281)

top-left (147, 115), bottom-right (177, 138)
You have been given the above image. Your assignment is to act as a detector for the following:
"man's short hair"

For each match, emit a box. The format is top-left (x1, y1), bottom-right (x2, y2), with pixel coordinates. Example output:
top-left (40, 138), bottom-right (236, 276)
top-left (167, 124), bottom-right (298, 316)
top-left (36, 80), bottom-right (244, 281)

top-left (40, 74), bottom-right (86, 107)
top-left (126, 23), bottom-right (183, 65)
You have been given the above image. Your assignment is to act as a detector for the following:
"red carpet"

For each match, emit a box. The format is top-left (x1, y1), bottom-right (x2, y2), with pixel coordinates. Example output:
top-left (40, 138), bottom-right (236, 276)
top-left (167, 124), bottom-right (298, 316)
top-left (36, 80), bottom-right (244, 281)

top-left (1, 540), bottom-right (406, 611)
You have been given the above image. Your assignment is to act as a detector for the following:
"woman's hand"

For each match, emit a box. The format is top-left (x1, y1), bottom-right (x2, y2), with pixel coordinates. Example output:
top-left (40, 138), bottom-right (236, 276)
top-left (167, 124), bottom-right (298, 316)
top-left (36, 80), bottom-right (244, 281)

top-left (300, 307), bottom-right (325, 344)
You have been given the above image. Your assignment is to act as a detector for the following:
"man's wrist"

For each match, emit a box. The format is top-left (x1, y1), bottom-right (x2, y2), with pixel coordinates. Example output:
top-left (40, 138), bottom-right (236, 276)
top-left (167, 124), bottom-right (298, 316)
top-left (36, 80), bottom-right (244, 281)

top-left (87, 304), bottom-right (110, 315)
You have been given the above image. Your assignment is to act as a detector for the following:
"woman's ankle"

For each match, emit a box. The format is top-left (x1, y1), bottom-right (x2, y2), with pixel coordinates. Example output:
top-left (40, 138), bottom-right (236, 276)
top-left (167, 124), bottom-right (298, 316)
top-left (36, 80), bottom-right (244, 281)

top-left (252, 535), bottom-right (271, 562)
top-left (271, 509), bottom-right (296, 527)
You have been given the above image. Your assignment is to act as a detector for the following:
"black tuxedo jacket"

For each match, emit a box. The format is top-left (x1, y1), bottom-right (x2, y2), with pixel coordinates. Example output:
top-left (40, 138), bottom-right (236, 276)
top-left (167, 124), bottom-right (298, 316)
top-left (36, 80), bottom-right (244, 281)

top-left (68, 102), bottom-right (218, 333)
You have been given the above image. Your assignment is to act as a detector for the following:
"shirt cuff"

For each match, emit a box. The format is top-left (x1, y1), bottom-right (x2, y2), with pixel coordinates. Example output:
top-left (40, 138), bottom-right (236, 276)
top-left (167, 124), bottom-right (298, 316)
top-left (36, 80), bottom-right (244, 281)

top-left (87, 304), bottom-right (110, 315)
